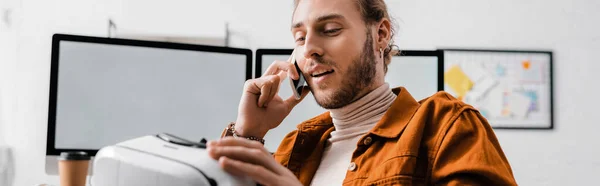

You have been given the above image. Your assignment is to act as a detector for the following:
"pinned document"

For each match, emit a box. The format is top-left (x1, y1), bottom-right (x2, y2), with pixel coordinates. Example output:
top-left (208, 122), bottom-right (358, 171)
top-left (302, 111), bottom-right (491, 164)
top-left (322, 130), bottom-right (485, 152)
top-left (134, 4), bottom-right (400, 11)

top-left (444, 65), bottom-right (474, 100)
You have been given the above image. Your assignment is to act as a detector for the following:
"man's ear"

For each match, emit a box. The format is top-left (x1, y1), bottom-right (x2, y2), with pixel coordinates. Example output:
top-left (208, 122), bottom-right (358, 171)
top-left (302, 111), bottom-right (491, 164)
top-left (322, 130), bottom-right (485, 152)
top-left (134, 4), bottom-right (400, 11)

top-left (376, 18), bottom-right (392, 49)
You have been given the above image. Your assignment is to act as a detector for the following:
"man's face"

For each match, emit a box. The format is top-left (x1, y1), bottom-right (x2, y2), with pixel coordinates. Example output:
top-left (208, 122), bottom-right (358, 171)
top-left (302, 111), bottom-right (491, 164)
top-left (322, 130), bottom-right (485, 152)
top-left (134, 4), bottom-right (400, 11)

top-left (292, 0), bottom-right (379, 109)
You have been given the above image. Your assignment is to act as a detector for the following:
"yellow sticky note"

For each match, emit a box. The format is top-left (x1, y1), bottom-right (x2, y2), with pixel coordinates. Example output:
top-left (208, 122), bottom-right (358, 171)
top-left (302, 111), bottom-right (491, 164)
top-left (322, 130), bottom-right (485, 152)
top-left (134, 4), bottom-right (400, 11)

top-left (444, 65), bottom-right (474, 99)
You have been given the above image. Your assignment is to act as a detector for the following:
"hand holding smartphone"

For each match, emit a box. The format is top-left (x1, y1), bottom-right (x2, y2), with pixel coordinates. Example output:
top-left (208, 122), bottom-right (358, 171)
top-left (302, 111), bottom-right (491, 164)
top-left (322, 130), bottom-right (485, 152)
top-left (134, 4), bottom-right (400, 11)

top-left (289, 50), bottom-right (307, 100)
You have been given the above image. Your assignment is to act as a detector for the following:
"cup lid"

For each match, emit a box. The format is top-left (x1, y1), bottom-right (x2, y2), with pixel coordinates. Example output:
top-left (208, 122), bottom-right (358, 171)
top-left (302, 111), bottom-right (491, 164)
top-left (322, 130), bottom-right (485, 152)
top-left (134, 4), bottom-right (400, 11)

top-left (58, 151), bottom-right (90, 160)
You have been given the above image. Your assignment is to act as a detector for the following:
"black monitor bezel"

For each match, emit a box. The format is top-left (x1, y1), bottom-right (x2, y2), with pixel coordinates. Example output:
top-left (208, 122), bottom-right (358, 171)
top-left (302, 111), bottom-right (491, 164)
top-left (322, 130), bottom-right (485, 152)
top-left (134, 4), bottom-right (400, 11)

top-left (395, 50), bottom-right (445, 92)
top-left (255, 49), bottom-right (444, 91)
top-left (255, 49), bottom-right (294, 78)
top-left (47, 34), bottom-right (253, 156)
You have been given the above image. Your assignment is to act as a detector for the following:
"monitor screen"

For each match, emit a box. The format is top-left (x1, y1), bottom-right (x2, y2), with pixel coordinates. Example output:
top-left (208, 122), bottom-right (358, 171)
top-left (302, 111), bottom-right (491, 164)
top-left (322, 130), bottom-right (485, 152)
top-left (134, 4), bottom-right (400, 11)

top-left (47, 34), bottom-right (252, 155)
top-left (387, 50), bottom-right (442, 100)
top-left (255, 49), bottom-right (441, 151)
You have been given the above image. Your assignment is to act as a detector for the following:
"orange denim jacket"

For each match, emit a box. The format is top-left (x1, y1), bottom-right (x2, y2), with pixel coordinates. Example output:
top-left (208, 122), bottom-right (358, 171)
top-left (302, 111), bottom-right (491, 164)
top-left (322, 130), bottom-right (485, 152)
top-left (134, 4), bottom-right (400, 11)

top-left (273, 87), bottom-right (517, 185)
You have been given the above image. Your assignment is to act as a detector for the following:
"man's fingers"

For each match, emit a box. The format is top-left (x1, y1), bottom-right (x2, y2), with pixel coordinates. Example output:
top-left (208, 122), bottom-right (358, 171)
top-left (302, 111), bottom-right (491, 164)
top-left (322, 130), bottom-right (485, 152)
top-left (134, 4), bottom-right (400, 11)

top-left (209, 137), bottom-right (268, 154)
top-left (218, 156), bottom-right (280, 185)
top-left (265, 76), bottom-right (279, 106)
top-left (210, 138), bottom-right (302, 185)
top-left (245, 75), bottom-right (281, 107)
top-left (210, 145), bottom-right (283, 174)
top-left (263, 60), bottom-right (299, 80)
top-left (263, 75), bottom-right (280, 107)
top-left (257, 80), bottom-right (272, 107)
top-left (210, 146), bottom-right (265, 165)
top-left (277, 71), bottom-right (288, 84)
top-left (208, 137), bottom-right (290, 174)
top-left (216, 156), bottom-right (246, 177)
top-left (283, 86), bottom-right (311, 109)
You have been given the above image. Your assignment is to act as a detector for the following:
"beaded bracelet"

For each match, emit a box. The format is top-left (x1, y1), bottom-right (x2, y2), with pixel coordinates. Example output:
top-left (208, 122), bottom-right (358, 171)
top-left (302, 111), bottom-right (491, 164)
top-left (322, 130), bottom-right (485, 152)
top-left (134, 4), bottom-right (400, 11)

top-left (226, 122), bottom-right (265, 144)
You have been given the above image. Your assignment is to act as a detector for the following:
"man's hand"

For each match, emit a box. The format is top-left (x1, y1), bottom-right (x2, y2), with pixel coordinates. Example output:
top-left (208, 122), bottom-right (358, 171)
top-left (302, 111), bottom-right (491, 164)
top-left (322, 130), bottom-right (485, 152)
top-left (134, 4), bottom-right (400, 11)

top-left (207, 137), bottom-right (302, 186)
top-left (235, 51), bottom-right (310, 138)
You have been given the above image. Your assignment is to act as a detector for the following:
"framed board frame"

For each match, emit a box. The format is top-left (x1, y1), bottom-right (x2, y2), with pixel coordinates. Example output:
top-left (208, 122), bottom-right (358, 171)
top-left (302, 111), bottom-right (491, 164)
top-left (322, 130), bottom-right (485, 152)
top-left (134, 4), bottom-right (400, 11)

top-left (441, 49), bottom-right (554, 130)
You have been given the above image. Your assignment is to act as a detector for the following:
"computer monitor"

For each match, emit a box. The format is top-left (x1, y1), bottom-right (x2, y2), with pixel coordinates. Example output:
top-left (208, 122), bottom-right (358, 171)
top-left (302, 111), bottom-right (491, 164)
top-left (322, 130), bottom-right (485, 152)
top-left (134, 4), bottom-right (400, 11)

top-left (46, 34), bottom-right (252, 174)
top-left (388, 50), bottom-right (443, 100)
top-left (255, 49), bottom-right (442, 151)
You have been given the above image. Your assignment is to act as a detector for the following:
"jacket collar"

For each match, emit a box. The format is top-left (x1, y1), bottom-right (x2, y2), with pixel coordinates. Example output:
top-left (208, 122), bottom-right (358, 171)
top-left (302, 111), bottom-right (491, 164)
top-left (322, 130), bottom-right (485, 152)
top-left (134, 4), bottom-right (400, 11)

top-left (297, 87), bottom-right (420, 139)
top-left (369, 87), bottom-right (420, 138)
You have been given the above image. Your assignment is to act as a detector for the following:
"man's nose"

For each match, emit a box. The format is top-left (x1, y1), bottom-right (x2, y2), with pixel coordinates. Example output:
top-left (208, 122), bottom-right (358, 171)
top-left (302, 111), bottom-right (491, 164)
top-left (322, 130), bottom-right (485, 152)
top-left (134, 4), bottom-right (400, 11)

top-left (302, 34), bottom-right (324, 61)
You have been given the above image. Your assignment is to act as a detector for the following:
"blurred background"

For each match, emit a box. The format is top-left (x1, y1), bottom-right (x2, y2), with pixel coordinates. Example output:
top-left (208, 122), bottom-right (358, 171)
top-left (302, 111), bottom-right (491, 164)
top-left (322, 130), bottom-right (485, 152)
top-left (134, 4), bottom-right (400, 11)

top-left (1, 0), bottom-right (599, 185)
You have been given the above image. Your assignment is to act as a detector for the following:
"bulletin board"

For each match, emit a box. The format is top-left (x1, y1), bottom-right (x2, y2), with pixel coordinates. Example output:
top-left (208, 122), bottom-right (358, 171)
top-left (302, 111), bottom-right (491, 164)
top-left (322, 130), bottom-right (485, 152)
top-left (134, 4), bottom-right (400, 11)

top-left (442, 49), bottom-right (554, 129)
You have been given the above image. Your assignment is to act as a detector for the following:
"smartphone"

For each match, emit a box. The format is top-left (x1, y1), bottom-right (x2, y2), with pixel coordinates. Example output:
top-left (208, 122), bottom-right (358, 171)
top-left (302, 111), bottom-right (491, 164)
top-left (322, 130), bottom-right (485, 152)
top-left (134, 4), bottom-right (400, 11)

top-left (289, 50), bottom-right (306, 100)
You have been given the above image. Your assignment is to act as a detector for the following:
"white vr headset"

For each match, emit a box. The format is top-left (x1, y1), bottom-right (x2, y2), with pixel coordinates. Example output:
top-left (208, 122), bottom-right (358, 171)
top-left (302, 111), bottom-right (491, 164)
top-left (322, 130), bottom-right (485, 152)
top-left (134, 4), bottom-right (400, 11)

top-left (92, 133), bottom-right (254, 186)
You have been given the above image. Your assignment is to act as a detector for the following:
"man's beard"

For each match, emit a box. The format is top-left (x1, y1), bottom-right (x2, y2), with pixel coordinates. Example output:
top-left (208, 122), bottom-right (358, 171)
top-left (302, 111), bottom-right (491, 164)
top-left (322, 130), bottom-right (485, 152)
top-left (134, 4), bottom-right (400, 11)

top-left (312, 29), bottom-right (377, 109)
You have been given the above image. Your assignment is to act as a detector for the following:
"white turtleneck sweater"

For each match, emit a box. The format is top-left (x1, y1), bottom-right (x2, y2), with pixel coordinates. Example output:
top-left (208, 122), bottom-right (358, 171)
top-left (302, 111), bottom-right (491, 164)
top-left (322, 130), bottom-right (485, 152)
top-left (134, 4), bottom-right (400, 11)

top-left (310, 83), bottom-right (397, 186)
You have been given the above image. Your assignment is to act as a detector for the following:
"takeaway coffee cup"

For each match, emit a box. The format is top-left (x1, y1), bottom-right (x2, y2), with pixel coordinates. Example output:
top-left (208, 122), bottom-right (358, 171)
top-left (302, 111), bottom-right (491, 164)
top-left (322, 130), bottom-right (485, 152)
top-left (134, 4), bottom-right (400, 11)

top-left (58, 151), bottom-right (90, 186)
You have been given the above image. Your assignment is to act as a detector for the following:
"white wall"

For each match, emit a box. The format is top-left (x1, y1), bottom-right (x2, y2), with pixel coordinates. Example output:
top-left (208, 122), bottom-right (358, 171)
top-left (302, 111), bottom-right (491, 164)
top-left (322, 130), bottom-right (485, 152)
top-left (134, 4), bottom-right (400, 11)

top-left (0, 0), bottom-right (119, 185)
top-left (0, 0), bottom-right (598, 185)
